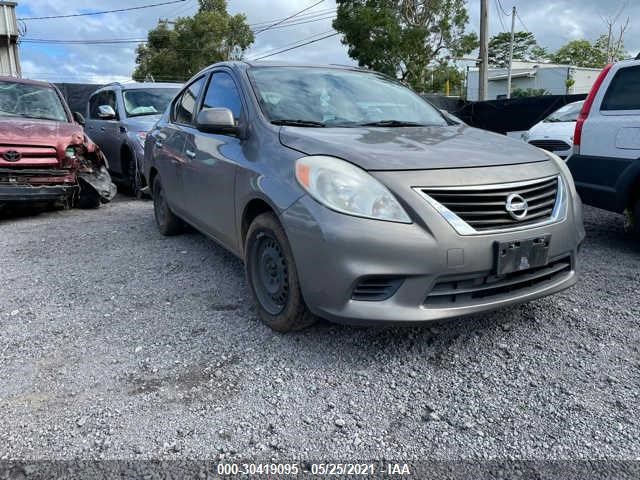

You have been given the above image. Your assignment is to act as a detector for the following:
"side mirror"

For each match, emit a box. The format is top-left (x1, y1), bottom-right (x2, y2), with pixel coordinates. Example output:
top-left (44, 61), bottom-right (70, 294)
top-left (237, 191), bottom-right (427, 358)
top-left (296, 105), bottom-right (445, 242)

top-left (73, 111), bottom-right (85, 126)
top-left (97, 105), bottom-right (117, 120)
top-left (196, 107), bottom-right (237, 134)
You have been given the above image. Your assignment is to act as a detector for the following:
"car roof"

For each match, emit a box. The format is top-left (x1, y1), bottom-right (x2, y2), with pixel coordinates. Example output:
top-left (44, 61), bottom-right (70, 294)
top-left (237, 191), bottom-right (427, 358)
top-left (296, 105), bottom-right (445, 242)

top-left (241, 60), bottom-right (366, 71)
top-left (0, 76), bottom-right (55, 88)
top-left (94, 82), bottom-right (183, 94)
top-left (192, 60), bottom-right (369, 79)
top-left (120, 82), bottom-right (183, 90)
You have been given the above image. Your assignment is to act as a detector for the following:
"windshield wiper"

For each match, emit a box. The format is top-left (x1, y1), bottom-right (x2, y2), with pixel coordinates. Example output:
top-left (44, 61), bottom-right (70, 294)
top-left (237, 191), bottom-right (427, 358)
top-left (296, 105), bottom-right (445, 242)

top-left (271, 119), bottom-right (326, 127)
top-left (359, 120), bottom-right (428, 127)
top-left (16, 113), bottom-right (60, 121)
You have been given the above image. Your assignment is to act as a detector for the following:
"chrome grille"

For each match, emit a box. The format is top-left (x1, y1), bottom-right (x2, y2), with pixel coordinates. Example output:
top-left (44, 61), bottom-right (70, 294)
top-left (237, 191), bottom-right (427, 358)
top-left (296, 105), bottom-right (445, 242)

top-left (528, 140), bottom-right (571, 151)
top-left (0, 144), bottom-right (59, 167)
top-left (416, 176), bottom-right (564, 235)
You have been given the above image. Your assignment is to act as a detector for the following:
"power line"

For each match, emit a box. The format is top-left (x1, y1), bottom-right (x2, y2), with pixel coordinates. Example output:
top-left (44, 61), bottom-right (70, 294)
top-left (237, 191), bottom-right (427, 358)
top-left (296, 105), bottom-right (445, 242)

top-left (255, 0), bottom-right (325, 34)
top-left (495, 0), bottom-right (511, 16)
top-left (252, 32), bottom-right (339, 61)
top-left (494, 0), bottom-right (507, 32)
top-left (18, 0), bottom-right (188, 21)
top-left (19, 13), bottom-right (338, 46)
top-left (250, 29), bottom-right (334, 59)
top-left (249, 8), bottom-right (336, 27)
top-left (515, 10), bottom-right (530, 32)
top-left (21, 38), bottom-right (147, 45)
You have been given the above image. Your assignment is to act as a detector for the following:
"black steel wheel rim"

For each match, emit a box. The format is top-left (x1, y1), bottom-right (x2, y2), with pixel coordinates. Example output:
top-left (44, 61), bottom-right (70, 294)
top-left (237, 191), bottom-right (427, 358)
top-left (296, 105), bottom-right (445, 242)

top-left (250, 232), bottom-right (290, 315)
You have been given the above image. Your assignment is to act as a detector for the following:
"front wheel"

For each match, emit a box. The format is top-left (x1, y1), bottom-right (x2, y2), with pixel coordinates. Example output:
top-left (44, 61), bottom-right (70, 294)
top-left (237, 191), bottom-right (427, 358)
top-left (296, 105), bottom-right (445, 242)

top-left (245, 212), bottom-right (316, 332)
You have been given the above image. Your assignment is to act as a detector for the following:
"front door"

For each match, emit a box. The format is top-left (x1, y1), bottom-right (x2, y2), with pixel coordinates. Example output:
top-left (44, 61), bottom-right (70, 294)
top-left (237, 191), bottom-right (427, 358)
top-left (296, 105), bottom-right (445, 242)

top-left (88, 90), bottom-right (121, 174)
top-left (182, 71), bottom-right (245, 249)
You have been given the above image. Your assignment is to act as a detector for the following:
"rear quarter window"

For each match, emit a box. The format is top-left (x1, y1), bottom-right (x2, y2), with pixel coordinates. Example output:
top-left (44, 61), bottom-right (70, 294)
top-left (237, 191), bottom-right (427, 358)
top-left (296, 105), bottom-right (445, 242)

top-left (601, 65), bottom-right (640, 111)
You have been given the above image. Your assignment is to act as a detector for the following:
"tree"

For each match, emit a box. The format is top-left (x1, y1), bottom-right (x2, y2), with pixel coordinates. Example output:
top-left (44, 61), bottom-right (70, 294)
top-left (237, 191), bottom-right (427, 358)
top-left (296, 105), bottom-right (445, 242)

top-left (488, 31), bottom-right (538, 67)
top-left (511, 88), bottom-right (548, 98)
top-left (332, 0), bottom-right (478, 91)
top-left (133, 0), bottom-right (253, 82)
top-left (551, 39), bottom-right (607, 68)
top-left (594, 34), bottom-right (626, 63)
top-left (530, 45), bottom-right (550, 62)
top-left (425, 63), bottom-right (465, 95)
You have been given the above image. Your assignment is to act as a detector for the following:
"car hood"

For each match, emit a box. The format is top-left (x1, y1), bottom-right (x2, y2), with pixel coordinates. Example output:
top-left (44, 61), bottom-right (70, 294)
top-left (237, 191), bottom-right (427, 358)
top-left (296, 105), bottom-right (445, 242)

top-left (0, 117), bottom-right (83, 146)
top-left (527, 121), bottom-right (576, 141)
top-left (279, 124), bottom-right (549, 170)
top-left (124, 115), bottom-right (162, 133)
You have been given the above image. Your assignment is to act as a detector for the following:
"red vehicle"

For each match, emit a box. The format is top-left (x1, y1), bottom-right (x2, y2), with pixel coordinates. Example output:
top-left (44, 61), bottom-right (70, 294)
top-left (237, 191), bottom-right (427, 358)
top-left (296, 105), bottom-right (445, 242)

top-left (0, 76), bottom-right (115, 209)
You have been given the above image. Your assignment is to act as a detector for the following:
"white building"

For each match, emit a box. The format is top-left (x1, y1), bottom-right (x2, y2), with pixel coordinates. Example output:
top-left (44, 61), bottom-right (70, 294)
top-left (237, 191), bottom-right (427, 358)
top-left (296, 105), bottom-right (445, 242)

top-left (466, 61), bottom-right (602, 101)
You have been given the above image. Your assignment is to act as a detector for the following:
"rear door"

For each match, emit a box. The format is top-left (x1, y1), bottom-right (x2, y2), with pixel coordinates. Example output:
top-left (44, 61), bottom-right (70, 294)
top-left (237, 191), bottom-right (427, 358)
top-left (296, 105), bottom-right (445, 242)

top-left (181, 70), bottom-right (245, 248)
top-left (154, 76), bottom-right (206, 215)
top-left (570, 62), bottom-right (640, 211)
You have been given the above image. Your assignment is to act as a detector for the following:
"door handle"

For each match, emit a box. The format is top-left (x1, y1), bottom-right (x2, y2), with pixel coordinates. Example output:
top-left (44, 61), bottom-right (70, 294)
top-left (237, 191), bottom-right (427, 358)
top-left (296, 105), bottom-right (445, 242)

top-left (185, 149), bottom-right (196, 159)
top-left (100, 127), bottom-right (106, 132)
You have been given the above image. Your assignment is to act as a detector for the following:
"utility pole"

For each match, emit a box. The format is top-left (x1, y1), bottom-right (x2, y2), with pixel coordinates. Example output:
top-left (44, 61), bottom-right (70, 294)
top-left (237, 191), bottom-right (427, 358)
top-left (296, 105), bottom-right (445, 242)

top-left (0, 1), bottom-right (20, 77)
top-left (506, 6), bottom-right (517, 99)
top-left (478, 0), bottom-right (489, 101)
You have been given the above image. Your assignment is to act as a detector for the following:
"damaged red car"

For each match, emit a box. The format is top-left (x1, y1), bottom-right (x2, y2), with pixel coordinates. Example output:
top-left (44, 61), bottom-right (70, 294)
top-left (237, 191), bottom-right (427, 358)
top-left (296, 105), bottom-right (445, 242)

top-left (0, 76), bottom-right (116, 209)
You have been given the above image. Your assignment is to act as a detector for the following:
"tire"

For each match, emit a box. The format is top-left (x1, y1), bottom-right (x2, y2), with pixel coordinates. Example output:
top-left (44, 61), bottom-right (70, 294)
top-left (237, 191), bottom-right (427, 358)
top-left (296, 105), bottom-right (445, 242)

top-left (76, 180), bottom-right (101, 209)
top-left (123, 150), bottom-right (140, 196)
top-left (245, 212), bottom-right (316, 332)
top-left (153, 175), bottom-right (183, 236)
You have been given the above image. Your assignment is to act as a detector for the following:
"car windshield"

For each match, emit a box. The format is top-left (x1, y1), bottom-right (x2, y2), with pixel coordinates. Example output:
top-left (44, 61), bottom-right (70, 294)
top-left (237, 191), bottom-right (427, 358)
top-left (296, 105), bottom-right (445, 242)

top-left (249, 66), bottom-right (447, 127)
top-left (0, 81), bottom-right (68, 122)
top-left (123, 88), bottom-right (179, 117)
top-left (544, 101), bottom-right (585, 123)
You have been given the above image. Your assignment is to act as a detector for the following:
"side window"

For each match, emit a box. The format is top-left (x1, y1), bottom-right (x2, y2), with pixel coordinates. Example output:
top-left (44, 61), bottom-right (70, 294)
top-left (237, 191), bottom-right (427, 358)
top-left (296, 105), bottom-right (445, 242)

top-left (174, 76), bottom-right (206, 125)
top-left (103, 90), bottom-right (118, 115)
top-left (601, 66), bottom-right (640, 111)
top-left (202, 72), bottom-right (243, 121)
top-left (89, 92), bottom-right (102, 119)
top-left (89, 90), bottom-right (118, 119)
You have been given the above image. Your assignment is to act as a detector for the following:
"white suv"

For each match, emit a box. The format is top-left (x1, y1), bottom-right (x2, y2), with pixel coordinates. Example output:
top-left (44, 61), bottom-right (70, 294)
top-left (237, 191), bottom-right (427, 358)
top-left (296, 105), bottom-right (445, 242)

top-left (568, 58), bottom-right (640, 233)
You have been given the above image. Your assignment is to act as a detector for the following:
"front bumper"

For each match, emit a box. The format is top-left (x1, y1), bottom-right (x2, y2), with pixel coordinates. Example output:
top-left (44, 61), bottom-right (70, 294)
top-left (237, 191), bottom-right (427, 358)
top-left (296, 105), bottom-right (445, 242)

top-left (0, 168), bottom-right (78, 203)
top-left (0, 184), bottom-right (78, 202)
top-left (281, 162), bottom-right (584, 325)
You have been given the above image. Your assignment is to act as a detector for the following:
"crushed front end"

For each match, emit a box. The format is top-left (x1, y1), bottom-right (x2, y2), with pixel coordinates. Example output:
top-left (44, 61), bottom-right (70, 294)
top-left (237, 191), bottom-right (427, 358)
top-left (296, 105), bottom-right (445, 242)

top-left (0, 133), bottom-right (116, 209)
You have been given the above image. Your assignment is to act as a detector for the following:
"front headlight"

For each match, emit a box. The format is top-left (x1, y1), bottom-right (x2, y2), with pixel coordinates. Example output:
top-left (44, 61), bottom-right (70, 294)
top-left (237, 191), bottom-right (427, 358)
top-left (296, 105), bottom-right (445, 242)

top-left (545, 151), bottom-right (577, 197)
top-left (65, 146), bottom-right (77, 160)
top-left (295, 155), bottom-right (411, 223)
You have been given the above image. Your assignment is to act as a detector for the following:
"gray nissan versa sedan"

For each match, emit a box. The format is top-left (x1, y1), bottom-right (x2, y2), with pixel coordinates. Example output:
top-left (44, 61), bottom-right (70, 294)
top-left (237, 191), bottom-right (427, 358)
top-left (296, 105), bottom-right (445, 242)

top-left (144, 62), bottom-right (585, 332)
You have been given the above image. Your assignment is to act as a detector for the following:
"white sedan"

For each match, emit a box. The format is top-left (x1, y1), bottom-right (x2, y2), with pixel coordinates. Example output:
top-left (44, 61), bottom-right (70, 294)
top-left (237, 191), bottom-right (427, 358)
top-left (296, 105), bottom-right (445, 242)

top-left (522, 100), bottom-right (584, 160)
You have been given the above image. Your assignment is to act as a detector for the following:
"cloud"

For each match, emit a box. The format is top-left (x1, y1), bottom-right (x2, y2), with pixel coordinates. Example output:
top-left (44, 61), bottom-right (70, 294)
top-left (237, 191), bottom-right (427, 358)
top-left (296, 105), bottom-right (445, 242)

top-left (14, 0), bottom-right (640, 85)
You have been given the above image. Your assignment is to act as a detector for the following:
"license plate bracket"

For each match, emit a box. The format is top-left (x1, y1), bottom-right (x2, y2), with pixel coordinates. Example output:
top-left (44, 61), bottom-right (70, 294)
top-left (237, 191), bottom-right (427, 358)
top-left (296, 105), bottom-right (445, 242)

top-left (495, 235), bottom-right (551, 276)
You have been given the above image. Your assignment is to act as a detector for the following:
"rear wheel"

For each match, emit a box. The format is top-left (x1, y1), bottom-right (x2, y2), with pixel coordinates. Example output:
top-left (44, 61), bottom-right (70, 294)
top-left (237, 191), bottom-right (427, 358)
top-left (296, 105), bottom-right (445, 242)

top-left (153, 176), bottom-right (183, 236)
top-left (245, 212), bottom-right (316, 332)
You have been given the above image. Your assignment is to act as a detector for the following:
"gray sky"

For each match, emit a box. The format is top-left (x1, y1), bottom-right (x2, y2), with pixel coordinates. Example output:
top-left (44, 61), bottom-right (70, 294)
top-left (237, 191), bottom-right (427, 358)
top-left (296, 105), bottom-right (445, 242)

top-left (15, 0), bottom-right (640, 84)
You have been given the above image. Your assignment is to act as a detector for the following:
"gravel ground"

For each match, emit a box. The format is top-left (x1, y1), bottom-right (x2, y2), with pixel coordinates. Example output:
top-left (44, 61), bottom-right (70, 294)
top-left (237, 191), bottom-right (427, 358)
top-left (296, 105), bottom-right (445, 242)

top-left (0, 198), bottom-right (639, 464)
